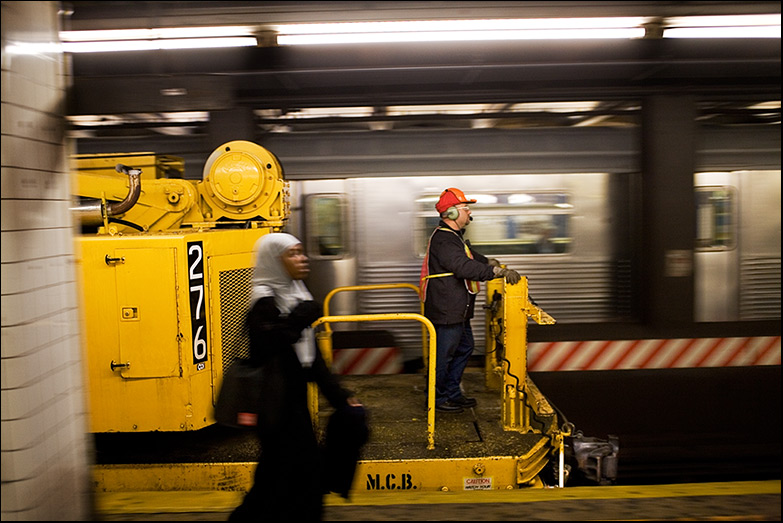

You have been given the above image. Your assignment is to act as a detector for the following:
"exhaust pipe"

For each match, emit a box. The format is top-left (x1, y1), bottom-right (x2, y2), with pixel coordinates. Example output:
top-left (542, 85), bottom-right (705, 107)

top-left (72, 164), bottom-right (142, 227)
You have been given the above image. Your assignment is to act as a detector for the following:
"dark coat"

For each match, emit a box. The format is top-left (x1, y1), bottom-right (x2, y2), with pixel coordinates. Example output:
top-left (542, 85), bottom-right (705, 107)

top-left (423, 221), bottom-right (495, 325)
top-left (246, 296), bottom-right (350, 417)
top-left (230, 297), bottom-right (353, 521)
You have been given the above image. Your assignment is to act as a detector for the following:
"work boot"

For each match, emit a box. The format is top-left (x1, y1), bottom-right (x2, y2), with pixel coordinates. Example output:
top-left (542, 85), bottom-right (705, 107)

top-left (435, 400), bottom-right (464, 413)
top-left (451, 395), bottom-right (477, 408)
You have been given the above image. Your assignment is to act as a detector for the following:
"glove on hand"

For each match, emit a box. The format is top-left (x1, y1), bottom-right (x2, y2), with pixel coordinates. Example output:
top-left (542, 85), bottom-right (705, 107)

top-left (497, 267), bottom-right (521, 285)
top-left (488, 258), bottom-right (501, 268)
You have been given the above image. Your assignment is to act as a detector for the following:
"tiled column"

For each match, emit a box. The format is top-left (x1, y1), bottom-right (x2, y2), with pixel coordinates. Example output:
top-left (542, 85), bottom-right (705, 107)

top-left (1, 1), bottom-right (92, 520)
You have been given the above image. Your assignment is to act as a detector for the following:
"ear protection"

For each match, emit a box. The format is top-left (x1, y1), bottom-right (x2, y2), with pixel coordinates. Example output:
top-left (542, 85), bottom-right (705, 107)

top-left (443, 206), bottom-right (460, 220)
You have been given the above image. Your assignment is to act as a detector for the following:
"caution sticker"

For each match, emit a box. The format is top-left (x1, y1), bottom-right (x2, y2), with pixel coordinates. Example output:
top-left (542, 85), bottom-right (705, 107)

top-left (463, 477), bottom-right (492, 490)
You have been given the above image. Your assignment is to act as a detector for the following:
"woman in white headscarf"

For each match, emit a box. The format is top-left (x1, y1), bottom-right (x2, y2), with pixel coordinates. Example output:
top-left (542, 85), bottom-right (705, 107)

top-left (230, 233), bottom-right (361, 522)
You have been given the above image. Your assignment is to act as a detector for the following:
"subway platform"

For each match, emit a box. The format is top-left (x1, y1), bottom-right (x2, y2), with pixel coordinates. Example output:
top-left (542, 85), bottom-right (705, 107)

top-left (95, 480), bottom-right (781, 521)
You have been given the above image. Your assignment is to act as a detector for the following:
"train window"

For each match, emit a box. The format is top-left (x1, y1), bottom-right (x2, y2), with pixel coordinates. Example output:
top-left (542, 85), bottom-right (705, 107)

top-left (696, 187), bottom-right (736, 250)
top-left (305, 194), bottom-right (348, 258)
top-left (416, 191), bottom-right (573, 256)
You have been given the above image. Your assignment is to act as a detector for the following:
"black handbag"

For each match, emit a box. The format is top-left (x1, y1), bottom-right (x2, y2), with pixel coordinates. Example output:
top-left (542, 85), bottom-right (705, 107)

top-left (214, 359), bottom-right (265, 429)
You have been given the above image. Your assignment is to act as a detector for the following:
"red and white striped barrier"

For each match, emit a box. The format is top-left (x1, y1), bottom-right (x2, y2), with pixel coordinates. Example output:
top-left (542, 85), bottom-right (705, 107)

top-left (332, 347), bottom-right (403, 375)
top-left (528, 336), bottom-right (781, 372)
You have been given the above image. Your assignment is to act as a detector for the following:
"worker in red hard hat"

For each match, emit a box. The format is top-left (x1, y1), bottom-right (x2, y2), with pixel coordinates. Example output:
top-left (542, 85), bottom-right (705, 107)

top-left (420, 188), bottom-right (521, 413)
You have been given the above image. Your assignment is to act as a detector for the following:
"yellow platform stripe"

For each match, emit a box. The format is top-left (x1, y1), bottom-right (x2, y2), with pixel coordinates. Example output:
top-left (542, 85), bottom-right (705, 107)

top-left (95, 480), bottom-right (781, 515)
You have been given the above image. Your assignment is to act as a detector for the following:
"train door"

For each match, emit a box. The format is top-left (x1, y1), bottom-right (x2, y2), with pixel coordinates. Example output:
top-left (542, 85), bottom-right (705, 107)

top-left (736, 170), bottom-right (781, 320)
top-left (299, 185), bottom-right (357, 319)
top-left (694, 172), bottom-right (740, 322)
top-left (695, 170), bottom-right (782, 322)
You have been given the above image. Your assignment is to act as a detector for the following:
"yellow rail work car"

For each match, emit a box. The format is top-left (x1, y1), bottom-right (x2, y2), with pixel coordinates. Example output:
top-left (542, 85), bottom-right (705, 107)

top-left (73, 141), bottom-right (289, 432)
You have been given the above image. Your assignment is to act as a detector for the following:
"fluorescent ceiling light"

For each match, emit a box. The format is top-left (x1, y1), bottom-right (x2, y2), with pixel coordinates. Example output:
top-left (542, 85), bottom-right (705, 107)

top-left (62, 37), bottom-right (256, 53)
top-left (274, 18), bottom-right (649, 34)
top-left (275, 18), bottom-right (649, 45)
top-left (60, 25), bottom-right (258, 52)
top-left (59, 26), bottom-right (257, 41)
top-left (664, 26), bottom-right (780, 38)
top-left (665, 14), bottom-right (780, 28)
top-left (255, 107), bottom-right (375, 119)
top-left (275, 14), bottom-right (780, 45)
top-left (664, 14), bottom-right (780, 38)
top-left (386, 102), bottom-right (602, 116)
top-left (278, 29), bottom-right (644, 45)
top-left (387, 104), bottom-right (499, 116)
top-left (508, 101), bottom-right (601, 113)
top-left (67, 112), bottom-right (209, 126)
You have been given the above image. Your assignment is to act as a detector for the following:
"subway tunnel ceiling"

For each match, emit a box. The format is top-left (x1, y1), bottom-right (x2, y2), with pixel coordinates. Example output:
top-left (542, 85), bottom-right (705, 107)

top-left (62, 1), bottom-right (781, 142)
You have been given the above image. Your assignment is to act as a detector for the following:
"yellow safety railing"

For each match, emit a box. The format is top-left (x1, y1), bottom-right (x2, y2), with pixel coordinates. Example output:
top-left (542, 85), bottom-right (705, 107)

top-left (322, 283), bottom-right (428, 362)
top-left (312, 312), bottom-right (438, 451)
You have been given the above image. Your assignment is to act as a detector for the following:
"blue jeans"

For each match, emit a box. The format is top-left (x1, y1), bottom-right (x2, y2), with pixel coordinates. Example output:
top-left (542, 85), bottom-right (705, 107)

top-left (434, 321), bottom-right (474, 406)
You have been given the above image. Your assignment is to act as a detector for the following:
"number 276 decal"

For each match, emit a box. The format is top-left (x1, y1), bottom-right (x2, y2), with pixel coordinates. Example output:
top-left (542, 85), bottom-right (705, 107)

top-left (187, 241), bottom-right (208, 368)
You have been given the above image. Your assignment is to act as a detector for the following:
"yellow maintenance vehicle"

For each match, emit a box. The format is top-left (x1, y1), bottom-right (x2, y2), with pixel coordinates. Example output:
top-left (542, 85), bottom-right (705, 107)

top-left (78, 141), bottom-right (617, 494)
top-left (73, 141), bottom-right (288, 432)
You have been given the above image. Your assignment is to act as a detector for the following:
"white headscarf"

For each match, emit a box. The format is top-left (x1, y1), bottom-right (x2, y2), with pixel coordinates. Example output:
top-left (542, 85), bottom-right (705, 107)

top-left (251, 232), bottom-right (316, 367)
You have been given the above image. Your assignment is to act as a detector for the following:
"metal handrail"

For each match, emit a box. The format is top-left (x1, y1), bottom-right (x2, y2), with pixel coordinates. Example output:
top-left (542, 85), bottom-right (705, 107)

top-left (313, 313), bottom-right (438, 451)
top-left (322, 283), bottom-right (428, 362)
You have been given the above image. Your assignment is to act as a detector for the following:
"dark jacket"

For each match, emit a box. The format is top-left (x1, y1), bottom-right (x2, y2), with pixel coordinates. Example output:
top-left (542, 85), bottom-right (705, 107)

top-left (247, 297), bottom-right (350, 421)
top-left (233, 297), bottom-right (354, 520)
top-left (423, 221), bottom-right (496, 325)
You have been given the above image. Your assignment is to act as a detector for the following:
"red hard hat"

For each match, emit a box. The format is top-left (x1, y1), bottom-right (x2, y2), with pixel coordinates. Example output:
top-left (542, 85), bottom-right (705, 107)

top-left (435, 187), bottom-right (477, 213)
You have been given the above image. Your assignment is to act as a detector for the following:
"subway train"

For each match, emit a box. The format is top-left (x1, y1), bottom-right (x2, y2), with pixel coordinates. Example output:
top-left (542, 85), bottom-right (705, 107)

top-left (286, 169), bottom-right (781, 371)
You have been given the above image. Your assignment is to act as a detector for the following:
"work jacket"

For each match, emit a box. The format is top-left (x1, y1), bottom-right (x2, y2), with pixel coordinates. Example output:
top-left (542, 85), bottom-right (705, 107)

top-left (422, 221), bottom-right (496, 325)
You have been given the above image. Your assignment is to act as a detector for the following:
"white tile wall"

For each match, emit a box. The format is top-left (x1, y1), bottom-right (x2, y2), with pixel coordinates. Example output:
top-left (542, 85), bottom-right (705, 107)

top-left (1, 2), bottom-right (91, 520)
